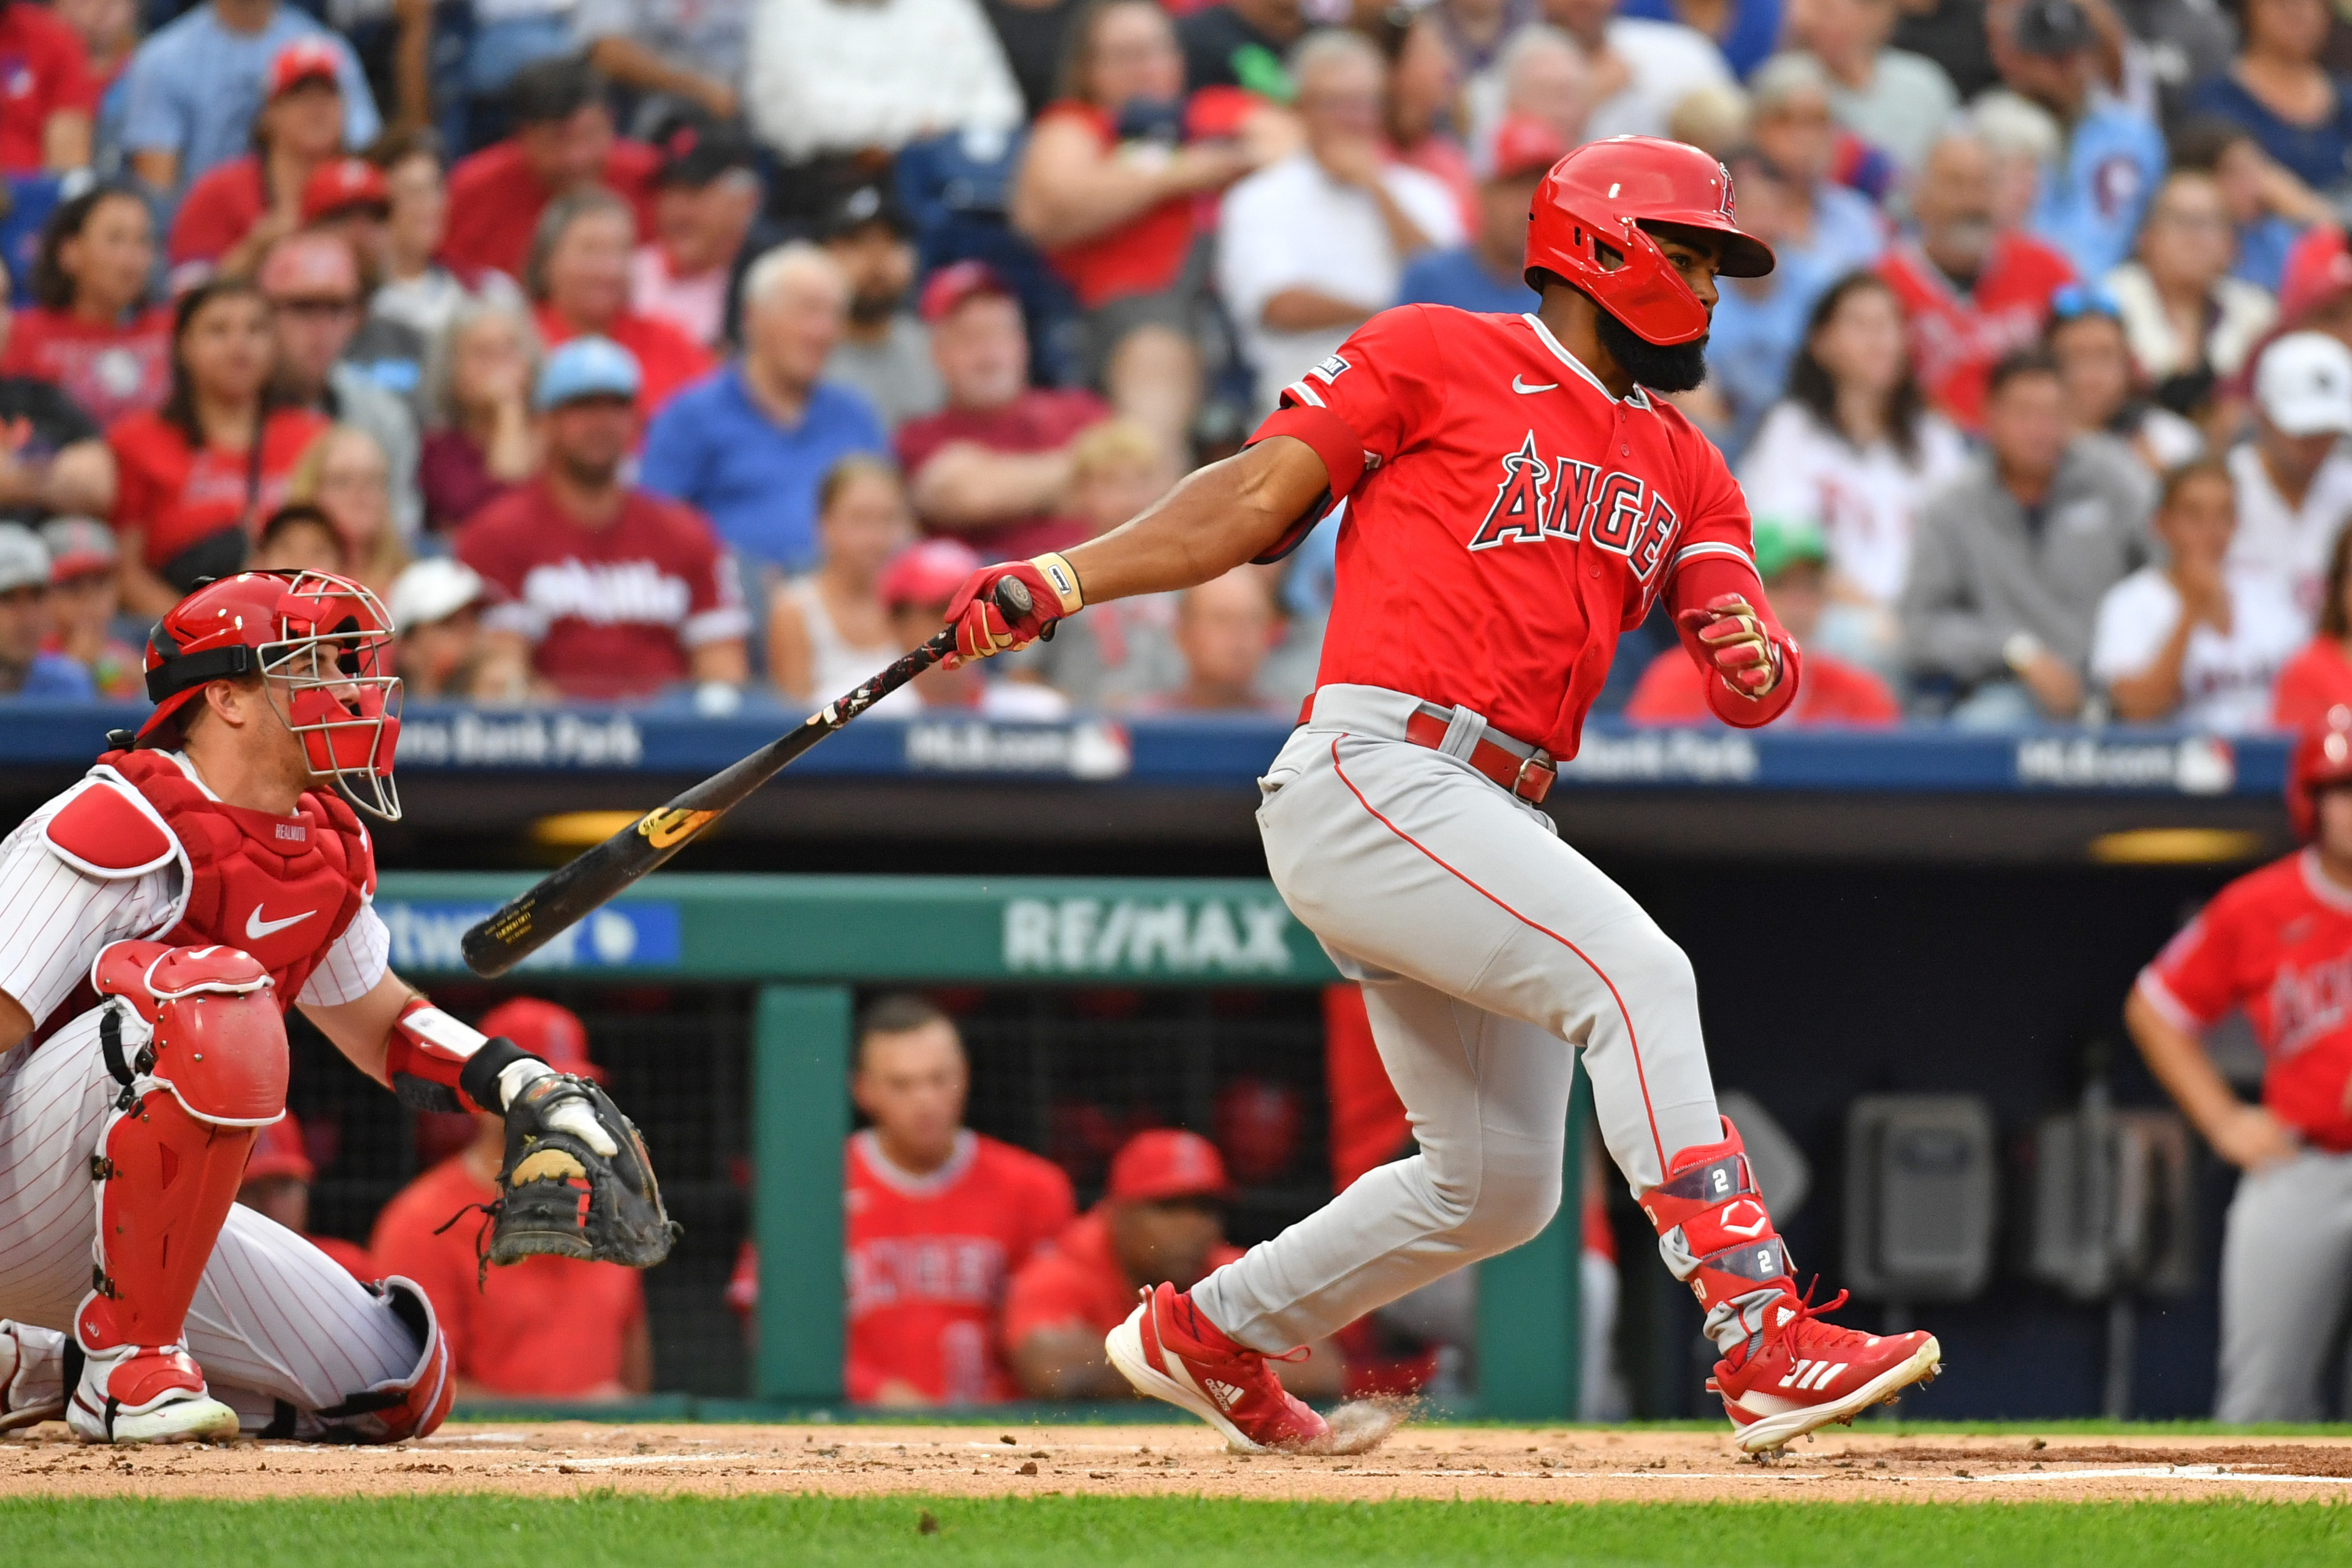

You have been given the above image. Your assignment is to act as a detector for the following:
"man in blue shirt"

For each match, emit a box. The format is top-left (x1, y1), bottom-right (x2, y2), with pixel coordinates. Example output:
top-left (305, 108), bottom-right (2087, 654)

top-left (122, 0), bottom-right (379, 200)
top-left (1992, 0), bottom-right (2164, 280)
top-left (1394, 116), bottom-right (1562, 315)
top-left (0, 527), bottom-right (94, 700)
top-left (639, 243), bottom-right (889, 579)
top-left (1701, 151), bottom-right (1835, 460)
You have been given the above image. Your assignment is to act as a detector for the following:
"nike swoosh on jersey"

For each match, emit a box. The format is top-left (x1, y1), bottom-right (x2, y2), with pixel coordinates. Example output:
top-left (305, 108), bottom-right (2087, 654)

top-left (1512, 376), bottom-right (1559, 394)
top-left (245, 906), bottom-right (318, 940)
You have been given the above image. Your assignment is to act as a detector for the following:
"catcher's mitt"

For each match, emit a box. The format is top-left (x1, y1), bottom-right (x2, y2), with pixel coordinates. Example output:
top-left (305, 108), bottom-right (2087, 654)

top-left (485, 1073), bottom-right (682, 1269)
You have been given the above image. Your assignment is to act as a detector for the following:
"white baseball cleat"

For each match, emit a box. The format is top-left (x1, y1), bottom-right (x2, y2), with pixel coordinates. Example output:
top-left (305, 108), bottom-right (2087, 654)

top-left (69, 1344), bottom-right (240, 1444)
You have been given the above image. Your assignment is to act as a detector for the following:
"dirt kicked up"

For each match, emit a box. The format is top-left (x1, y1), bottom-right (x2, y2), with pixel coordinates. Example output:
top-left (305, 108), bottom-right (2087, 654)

top-left (3, 1422), bottom-right (2351, 1504)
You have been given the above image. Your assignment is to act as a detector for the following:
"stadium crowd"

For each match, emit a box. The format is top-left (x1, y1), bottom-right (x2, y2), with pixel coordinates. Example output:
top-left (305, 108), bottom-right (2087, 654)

top-left (0, 0), bottom-right (2346, 730)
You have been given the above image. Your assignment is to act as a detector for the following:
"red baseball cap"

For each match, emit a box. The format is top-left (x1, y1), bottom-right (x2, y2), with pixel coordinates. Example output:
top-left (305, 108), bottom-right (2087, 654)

top-left (918, 260), bottom-right (1013, 324)
top-left (878, 537), bottom-right (981, 609)
top-left (478, 997), bottom-right (603, 1082)
top-left (301, 158), bottom-right (390, 224)
top-left (1106, 1128), bottom-right (1233, 1203)
top-left (269, 37), bottom-right (343, 99)
top-left (1488, 114), bottom-right (1570, 182)
top-left (244, 1109), bottom-right (316, 1184)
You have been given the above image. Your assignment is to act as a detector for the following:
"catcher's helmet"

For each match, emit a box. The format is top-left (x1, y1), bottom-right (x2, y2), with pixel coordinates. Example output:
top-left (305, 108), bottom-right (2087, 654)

top-left (2288, 711), bottom-right (2352, 840)
top-left (1523, 135), bottom-right (1775, 346)
top-left (138, 569), bottom-right (404, 820)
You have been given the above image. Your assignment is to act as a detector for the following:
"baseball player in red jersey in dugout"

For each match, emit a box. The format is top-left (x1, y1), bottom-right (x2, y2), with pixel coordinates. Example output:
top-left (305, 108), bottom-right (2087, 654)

top-left (235, 1109), bottom-right (372, 1281)
top-left (2128, 717), bottom-right (2352, 1420)
top-left (0, 569), bottom-right (664, 1443)
top-left (938, 135), bottom-right (1943, 1453)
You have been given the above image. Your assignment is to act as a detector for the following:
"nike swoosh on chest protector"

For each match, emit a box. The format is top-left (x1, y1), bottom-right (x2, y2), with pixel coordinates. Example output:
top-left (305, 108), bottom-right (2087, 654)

top-left (245, 906), bottom-right (318, 940)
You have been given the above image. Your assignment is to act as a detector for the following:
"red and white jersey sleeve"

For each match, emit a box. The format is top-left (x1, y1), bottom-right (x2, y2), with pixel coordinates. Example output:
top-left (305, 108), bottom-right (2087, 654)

top-left (0, 782), bottom-right (184, 1029)
top-left (296, 899), bottom-right (391, 1008)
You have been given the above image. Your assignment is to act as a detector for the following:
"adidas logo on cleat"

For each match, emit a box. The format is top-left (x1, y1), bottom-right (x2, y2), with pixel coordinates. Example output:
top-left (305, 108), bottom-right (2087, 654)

top-left (1205, 1379), bottom-right (1246, 1410)
top-left (1776, 1360), bottom-right (1848, 1391)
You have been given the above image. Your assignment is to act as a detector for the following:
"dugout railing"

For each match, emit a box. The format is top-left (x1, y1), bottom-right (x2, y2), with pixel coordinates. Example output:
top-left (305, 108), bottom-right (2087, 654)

top-left (367, 872), bottom-right (1589, 1420)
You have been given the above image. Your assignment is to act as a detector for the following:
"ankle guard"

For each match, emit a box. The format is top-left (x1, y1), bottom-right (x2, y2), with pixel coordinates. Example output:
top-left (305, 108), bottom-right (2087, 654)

top-left (1637, 1118), bottom-right (1795, 1317)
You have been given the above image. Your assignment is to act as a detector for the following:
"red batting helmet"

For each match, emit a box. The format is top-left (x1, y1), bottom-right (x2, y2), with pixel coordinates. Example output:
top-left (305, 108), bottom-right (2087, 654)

top-left (1523, 135), bottom-right (1775, 346)
top-left (139, 569), bottom-right (403, 821)
top-left (2288, 712), bottom-right (2352, 840)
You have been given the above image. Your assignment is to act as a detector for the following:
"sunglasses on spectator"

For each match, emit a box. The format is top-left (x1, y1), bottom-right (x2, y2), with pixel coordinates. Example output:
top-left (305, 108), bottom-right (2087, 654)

top-left (2047, 283), bottom-right (2121, 322)
top-left (273, 296), bottom-right (361, 318)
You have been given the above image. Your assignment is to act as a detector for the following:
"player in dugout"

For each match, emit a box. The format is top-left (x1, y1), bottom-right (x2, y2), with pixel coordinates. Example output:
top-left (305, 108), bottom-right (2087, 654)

top-left (235, 1109), bottom-right (371, 1281)
top-left (1003, 1129), bottom-right (1344, 1401)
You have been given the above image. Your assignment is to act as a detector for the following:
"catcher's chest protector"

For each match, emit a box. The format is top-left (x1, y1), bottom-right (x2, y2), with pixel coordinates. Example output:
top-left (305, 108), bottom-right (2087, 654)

top-left (102, 751), bottom-right (373, 1005)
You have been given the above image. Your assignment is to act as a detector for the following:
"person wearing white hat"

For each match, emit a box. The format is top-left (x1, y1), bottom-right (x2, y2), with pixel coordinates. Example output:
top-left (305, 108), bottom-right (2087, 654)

top-left (386, 557), bottom-right (495, 701)
top-left (0, 525), bottom-right (94, 699)
top-left (2226, 331), bottom-right (2352, 626)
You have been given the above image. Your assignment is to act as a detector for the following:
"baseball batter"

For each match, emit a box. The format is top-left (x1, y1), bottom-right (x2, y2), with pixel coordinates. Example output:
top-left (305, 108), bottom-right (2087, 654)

top-left (940, 136), bottom-right (1942, 1453)
top-left (0, 569), bottom-right (652, 1443)
top-left (2127, 718), bottom-right (2352, 1420)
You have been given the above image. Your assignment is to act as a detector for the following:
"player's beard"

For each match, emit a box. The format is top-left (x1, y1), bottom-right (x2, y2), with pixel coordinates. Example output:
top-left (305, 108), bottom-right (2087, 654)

top-left (1595, 308), bottom-right (1711, 394)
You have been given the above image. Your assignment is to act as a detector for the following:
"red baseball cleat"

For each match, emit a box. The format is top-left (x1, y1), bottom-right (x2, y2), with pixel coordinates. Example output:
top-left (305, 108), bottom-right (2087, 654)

top-left (1709, 1287), bottom-right (1941, 1453)
top-left (1106, 1282), bottom-right (1329, 1452)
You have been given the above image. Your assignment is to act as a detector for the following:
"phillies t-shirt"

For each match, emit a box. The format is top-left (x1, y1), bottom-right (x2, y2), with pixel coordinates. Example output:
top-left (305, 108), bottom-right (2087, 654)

top-left (0, 3), bottom-right (96, 174)
top-left (1625, 644), bottom-right (1900, 726)
top-left (442, 138), bottom-right (661, 279)
top-left (897, 388), bottom-right (1109, 560)
top-left (456, 479), bottom-right (749, 700)
top-left (1876, 233), bottom-right (2075, 429)
top-left (1002, 1206), bottom-right (1243, 1345)
top-left (844, 1128), bottom-right (1075, 1404)
top-left (167, 154), bottom-right (267, 275)
top-left (107, 406), bottom-right (330, 569)
top-left (2139, 851), bottom-right (2352, 1149)
top-left (2, 306), bottom-right (175, 428)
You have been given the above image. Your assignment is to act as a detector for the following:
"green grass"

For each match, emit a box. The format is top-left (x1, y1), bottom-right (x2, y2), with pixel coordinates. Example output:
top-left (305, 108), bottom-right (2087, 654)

top-left (6, 1494), bottom-right (2348, 1568)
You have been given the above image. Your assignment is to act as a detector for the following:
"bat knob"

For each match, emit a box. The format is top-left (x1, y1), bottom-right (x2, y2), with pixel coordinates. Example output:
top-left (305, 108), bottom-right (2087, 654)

top-left (992, 577), bottom-right (1033, 620)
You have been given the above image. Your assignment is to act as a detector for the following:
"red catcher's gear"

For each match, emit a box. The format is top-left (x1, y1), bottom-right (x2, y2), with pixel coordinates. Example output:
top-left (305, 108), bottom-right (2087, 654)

top-left (2288, 715), bottom-right (2352, 840)
top-left (1522, 135), bottom-right (1775, 346)
top-left (294, 1277), bottom-right (454, 1443)
top-left (136, 569), bottom-right (403, 821)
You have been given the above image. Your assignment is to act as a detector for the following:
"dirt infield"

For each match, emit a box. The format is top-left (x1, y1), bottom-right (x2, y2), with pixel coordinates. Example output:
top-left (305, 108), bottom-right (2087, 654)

top-left (4, 1421), bottom-right (2351, 1504)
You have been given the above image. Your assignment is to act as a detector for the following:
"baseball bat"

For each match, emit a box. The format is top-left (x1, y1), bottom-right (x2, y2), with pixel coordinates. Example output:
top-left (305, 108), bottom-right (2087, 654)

top-left (459, 578), bottom-right (1037, 978)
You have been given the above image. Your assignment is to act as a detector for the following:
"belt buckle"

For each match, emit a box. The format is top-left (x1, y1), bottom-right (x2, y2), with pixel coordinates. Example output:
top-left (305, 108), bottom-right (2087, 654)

top-left (1513, 751), bottom-right (1555, 802)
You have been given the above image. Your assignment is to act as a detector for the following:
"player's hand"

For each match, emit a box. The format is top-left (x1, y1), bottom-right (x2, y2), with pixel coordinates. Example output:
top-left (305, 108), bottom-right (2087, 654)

top-left (2209, 1103), bottom-right (2297, 1171)
top-left (944, 554), bottom-right (1084, 664)
top-left (1676, 593), bottom-right (1783, 698)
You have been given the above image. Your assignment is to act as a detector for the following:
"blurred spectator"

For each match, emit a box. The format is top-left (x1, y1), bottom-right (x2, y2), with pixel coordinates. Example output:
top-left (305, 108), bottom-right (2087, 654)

top-left (2274, 523), bottom-right (2352, 726)
top-left (442, 56), bottom-right (658, 281)
top-left (1396, 115), bottom-right (1559, 314)
top-left (1746, 55), bottom-right (1888, 280)
top-left (371, 999), bottom-right (651, 1401)
top-left (634, 121), bottom-right (761, 352)
top-left (1740, 273), bottom-right (1969, 677)
top-left (744, 0), bottom-right (1024, 164)
top-left (303, 158), bottom-right (432, 406)
top-left (107, 278), bottom-right (329, 615)
top-left (0, 526), bottom-right (95, 698)
top-left (56, 0), bottom-right (138, 104)
top-left (1973, 86), bottom-right (2062, 234)
top-left (575, 0), bottom-right (748, 126)
top-left (818, 185), bottom-right (945, 433)
top-left (2171, 118), bottom-right (2328, 300)
top-left (897, 262), bottom-right (1109, 558)
top-left (0, 0), bottom-right (94, 173)
top-left (1545, 0), bottom-right (1734, 142)
top-left (237, 1110), bottom-right (369, 1280)
top-left (0, 266), bottom-right (115, 526)
top-left (387, 557), bottom-right (506, 701)
top-left (121, 2), bottom-right (376, 199)
top-left (767, 454), bottom-right (913, 708)
top-left (1665, 80), bottom-right (1750, 156)
top-left (420, 300), bottom-right (542, 532)
top-left (527, 189), bottom-right (715, 416)
top-left (250, 500), bottom-right (348, 574)
top-left (1467, 25), bottom-right (1592, 159)
top-left (288, 424), bottom-right (405, 597)
top-left (257, 232), bottom-right (422, 539)
top-left (1891, 0), bottom-right (1999, 101)
top-left (838, 994), bottom-right (1075, 1405)
top-left (1380, 6), bottom-right (1474, 231)
top-left (1900, 348), bottom-right (2155, 725)
top-left (1180, 0), bottom-right (1305, 93)
top-left (367, 127), bottom-right (529, 346)
top-left (2106, 169), bottom-right (2277, 397)
top-left (2093, 457), bottom-right (2301, 731)
top-left (1985, 0), bottom-right (2165, 281)
top-left (4, 185), bottom-right (172, 429)
top-left (167, 39), bottom-right (348, 287)
top-left (987, 0), bottom-right (1088, 121)
top-left (1003, 1129), bottom-right (1342, 1400)
top-left (641, 244), bottom-right (886, 579)
top-left (458, 336), bottom-right (750, 701)
top-left (1628, 514), bottom-right (1901, 724)
top-left (1620, 0), bottom-right (1783, 77)
top-left (38, 517), bottom-right (140, 698)
top-left (2046, 283), bottom-right (2205, 473)
top-left (452, 3), bottom-right (585, 137)
top-left (2228, 330), bottom-right (2352, 621)
top-left (1217, 31), bottom-right (1461, 415)
top-left (1686, 150), bottom-right (1835, 459)
top-left (1140, 568), bottom-right (1285, 714)
top-left (1433, 0), bottom-right (1536, 77)
top-left (1013, 0), bottom-right (1266, 461)
top-left (2186, 0), bottom-right (2352, 203)
top-left (882, 536), bottom-right (1072, 716)
top-left (1878, 127), bottom-right (2076, 427)
top-left (1768, 0), bottom-right (1957, 172)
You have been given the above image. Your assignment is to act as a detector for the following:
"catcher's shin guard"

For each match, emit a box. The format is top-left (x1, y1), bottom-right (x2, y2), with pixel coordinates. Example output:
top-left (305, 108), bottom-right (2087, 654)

top-left (71, 942), bottom-right (286, 1443)
top-left (1637, 1119), bottom-right (1796, 1350)
top-left (293, 1278), bottom-right (454, 1443)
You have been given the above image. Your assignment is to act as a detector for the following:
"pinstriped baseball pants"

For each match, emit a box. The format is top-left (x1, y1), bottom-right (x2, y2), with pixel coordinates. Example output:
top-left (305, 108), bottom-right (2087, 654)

top-left (1190, 683), bottom-right (1722, 1353)
top-left (0, 1005), bottom-right (419, 1425)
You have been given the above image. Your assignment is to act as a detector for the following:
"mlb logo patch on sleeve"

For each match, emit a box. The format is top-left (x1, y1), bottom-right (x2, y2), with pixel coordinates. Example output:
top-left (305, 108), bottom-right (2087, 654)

top-left (1309, 354), bottom-right (1350, 384)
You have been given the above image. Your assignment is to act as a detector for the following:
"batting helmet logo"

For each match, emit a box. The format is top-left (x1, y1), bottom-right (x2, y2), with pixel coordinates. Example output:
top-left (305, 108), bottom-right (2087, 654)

top-left (2288, 714), bottom-right (2352, 841)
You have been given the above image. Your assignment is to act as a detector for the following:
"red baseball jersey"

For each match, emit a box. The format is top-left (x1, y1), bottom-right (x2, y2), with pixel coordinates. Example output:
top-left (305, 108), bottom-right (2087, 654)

top-left (1000, 1206), bottom-right (1244, 1347)
top-left (1876, 234), bottom-right (2074, 430)
top-left (1624, 645), bottom-right (1900, 726)
top-left (1254, 305), bottom-right (1795, 759)
top-left (844, 1129), bottom-right (1075, 1405)
top-left (2137, 850), bottom-right (2352, 1149)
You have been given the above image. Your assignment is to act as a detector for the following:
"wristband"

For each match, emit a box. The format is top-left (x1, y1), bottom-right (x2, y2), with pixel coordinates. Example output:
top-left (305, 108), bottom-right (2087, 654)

top-left (1029, 552), bottom-right (1084, 615)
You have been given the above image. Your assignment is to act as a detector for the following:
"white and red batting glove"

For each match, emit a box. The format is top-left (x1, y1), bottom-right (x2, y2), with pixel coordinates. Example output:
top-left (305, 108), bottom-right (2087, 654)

top-left (945, 552), bottom-right (1084, 664)
top-left (1676, 593), bottom-right (1786, 699)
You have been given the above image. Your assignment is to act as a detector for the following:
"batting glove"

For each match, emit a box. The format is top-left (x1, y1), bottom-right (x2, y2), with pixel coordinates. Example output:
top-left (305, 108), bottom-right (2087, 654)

top-left (1676, 593), bottom-right (1785, 699)
top-left (945, 553), bottom-right (1084, 664)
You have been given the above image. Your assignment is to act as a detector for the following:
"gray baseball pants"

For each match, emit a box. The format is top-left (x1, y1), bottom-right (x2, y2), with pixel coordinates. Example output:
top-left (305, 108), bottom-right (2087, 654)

top-left (2217, 1147), bottom-right (2352, 1421)
top-left (1192, 683), bottom-right (1724, 1353)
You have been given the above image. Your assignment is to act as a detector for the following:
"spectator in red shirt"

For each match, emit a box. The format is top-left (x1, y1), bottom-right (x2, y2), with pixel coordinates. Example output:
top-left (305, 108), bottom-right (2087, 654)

top-left (880, 536), bottom-right (1070, 719)
top-left (107, 277), bottom-right (329, 615)
top-left (370, 998), bottom-right (652, 1401)
top-left (634, 118), bottom-right (763, 352)
top-left (0, 0), bottom-right (96, 173)
top-left (442, 56), bottom-right (660, 282)
top-left (1627, 514), bottom-right (1902, 726)
top-left (1876, 127), bottom-right (2076, 428)
top-left (2276, 523), bottom-right (2352, 729)
top-left (4, 184), bottom-right (173, 428)
top-left (458, 335), bottom-right (748, 702)
top-left (420, 300), bottom-right (541, 533)
top-left (897, 263), bottom-right (1111, 561)
top-left (167, 38), bottom-right (348, 289)
top-left (527, 189), bottom-right (714, 417)
top-left (236, 1109), bottom-right (370, 1281)
top-left (1004, 1128), bottom-right (1342, 1399)
top-left (38, 515), bottom-right (142, 697)
top-left (55, 0), bottom-right (137, 101)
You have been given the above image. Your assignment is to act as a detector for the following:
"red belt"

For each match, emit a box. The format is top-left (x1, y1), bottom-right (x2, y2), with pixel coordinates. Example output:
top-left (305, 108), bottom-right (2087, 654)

top-left (1297, 695), bottom-right (1556, 804)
